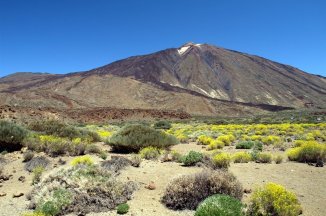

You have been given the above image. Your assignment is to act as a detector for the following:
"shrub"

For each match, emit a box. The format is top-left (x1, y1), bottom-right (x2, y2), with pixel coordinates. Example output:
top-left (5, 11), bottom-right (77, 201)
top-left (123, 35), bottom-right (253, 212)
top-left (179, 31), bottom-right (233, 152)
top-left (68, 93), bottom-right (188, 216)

top-left (35, 188), bottom-right (72, 216)
top-left (212, 153), bottom-right (231, 168)
top-left (161, 170), bottom-right (243, 210)
top-left (248, 182), bottom-right (302, 216)
top-left (287, 142), bottom-right (326, 163)
top-left (273, 154), bottom-right (283, 164)
top-left (117, 203), bottom-right (129, 214)
top-left (32, 166), bottom-right (45, 185)
top-left (197, 135), bottom-right (214, 145)
top-left (217, 134), bottom-right (235, 146)
top-left (25, 156), bottom-right (50, 172)
top-left (195, 194), bottom-right (243, 216)
top-left (253, 141), bottom-right (263, 151)
top-left (85, 144), bottom-right (101, 154)
top-left (37, 201), bottom-right (59, 216)
top-left (23, 151), bottom-right (35, 162)
top-left (0, 121), bottom-right (27, 151)
top-left (28, 120), bottom-right (100, 142)
top-left (181, 151), bottom-right (203, 166)
top-left (262, 135), bottom-right (282, 146)
top-left (232, 152), bottom-right (252, 163)
top-left (171, 150), bottom-right (183, 162)
top-left (256, 152), bottom-right (272, 163)
top-left (154, 120), bottom-right (172, 130)
top-left (101, 156), bottom-right (131, 172)
top-left (139, 147), bottom-right (161, 160)
top-left (29, 164), bottom-right (137, 215)
top-left (70, 155), bottom-right (94, 166)
top-left (107, 124), bottom-right (178, 152)
top-left (207, 140), bottom-right (224, 150)
top-left (129, 154), bottom-right (142, 167)
top-left (99, 151), bottom-right (107, 160)
top-left (236, 141), bottom-right (255, 149)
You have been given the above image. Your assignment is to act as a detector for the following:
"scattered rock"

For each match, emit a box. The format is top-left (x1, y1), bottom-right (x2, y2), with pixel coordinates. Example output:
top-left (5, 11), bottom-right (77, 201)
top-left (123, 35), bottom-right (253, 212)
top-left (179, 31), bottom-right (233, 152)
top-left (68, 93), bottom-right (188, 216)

top-left (58, 158), bottom-right (66, 165)
top-left (18, 176), bottom-right (25, 182)
top-left (13, 192), bottom-right (24, 198)
top-left (316, 160), bottom-right (324, 167)
top-left (145, 181), bottom-right (156, 190)
top-left (0, 192), bottom-right (6, 197)
top-left (244, 188), bottom-right (252, 193)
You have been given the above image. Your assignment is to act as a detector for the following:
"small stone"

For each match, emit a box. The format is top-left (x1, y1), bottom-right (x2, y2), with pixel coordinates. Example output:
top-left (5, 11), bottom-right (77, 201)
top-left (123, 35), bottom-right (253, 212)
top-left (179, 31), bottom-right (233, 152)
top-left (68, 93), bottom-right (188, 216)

top-left (145, 181), bottom-right (156, 190)
top-left (244, 188), bottom-right (252, 193)
top-left (0, 192), bottom-right (6, 197)
top-left (18, 176), bottom-right (25, 183)
top-left (53, 164), bottom-right (58, 168)
top-left (0, 184), bottom-right (3, 187)
top-left (13, 170), bottom-right (16, 173)
top-left (13, 192), bottom-right (24, 198)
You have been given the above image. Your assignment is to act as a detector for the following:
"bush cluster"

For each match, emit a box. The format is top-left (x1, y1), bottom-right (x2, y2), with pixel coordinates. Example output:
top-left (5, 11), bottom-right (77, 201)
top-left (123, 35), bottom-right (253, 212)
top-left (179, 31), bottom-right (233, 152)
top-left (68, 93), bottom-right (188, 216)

top-left (161, 170), bottom-right (243, 210)
top-left (28, 120), bottom-right (100, 142)
top-left (107, 124), bottom-right (178, 152)
top-left (23, 134), bottom-right (100, 157)
top-left (287, 142), bottom-right (326, 163)
top-left (248, 183), bottom-right (302, 216)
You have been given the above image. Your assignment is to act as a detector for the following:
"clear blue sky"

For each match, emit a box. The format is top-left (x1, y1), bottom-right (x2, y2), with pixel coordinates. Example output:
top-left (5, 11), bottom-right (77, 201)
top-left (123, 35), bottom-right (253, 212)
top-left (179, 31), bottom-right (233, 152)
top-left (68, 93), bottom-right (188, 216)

top-left (0, 0), bottom-right (325, 78)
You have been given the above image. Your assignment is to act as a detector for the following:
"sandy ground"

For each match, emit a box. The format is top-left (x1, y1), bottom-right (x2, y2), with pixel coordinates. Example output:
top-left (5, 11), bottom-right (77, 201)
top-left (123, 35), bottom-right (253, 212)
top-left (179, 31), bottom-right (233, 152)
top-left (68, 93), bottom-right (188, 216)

top-left (0, 143), bottom-right (325, 216)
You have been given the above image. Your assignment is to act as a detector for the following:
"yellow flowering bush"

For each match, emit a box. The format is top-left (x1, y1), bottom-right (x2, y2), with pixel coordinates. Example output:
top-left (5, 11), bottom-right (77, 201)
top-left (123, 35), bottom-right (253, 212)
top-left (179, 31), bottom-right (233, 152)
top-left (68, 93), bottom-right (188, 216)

top-left (212, 153), bottom-right (231, 168)
top-left (197, 135), bottom-right (214, 145)
top-left (207, 140), bottom-right (224, 150)
top-left (232, 152), bottom-right (252, 163)
top-left (287, 142), bottom-right (326, 163)
top-left (70, 155), bottom-right (94, 166)
top-left (248, 183), bottom-right (302, 216)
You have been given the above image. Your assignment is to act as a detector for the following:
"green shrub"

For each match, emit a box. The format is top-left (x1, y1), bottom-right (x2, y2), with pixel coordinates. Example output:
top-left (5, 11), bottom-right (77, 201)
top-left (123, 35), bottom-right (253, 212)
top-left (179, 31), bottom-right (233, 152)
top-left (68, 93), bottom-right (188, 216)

top-left (107, 124), bottom-right (178, 152)
top-left (232, 152), bottom-right (252, 163)
top-left (248, 182), bottom-right (302, 216)
top-left (0, 121), bottom-right (27, 151)
top-left (32, 166), bottom-right (45, 185)
top-left (181, 151), bottom-right (203, 166)
top-left (195, 194), bottom-right (243, 216)
top-left (287, 142), bottom-right (326, 163)
top-left (236, 141), bottom-right (255, 149)
top-left (37, 201), bottom-right (59, 216)
top-left (154, 120), bottom-right (172, 130)
top-left (253, 142), bottom-right (263, 151)
top-left (36, 188), bottom-right (72, 216)
top-left (212, 153), bottom-right (231, 169)
top-left (139, 147), bottom-right (161, 160)
top-left (117, 203), bottom-right (129, 214)
top-left (161, 170), bottom-right (243, 210)
top-left (256, 152), bottom-right (272, 163)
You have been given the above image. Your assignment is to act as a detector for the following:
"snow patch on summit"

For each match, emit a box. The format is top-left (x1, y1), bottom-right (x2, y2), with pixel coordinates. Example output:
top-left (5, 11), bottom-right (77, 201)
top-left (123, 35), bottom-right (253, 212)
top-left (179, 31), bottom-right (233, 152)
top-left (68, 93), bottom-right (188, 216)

top-left (177, 46), bottom-right (190, 55)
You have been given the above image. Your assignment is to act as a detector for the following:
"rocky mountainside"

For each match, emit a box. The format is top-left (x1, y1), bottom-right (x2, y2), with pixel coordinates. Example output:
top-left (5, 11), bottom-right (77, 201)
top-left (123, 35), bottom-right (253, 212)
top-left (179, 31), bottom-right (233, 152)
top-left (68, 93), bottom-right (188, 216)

top-left (1, 42), bottom-right (325, 116)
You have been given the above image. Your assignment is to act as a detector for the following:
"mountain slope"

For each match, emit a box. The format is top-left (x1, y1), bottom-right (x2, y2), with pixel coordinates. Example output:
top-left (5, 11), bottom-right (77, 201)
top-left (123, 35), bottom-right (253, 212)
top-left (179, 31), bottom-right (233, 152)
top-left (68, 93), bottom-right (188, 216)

top-left (0, 43), bottom-right (325, 116)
